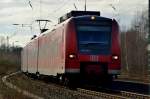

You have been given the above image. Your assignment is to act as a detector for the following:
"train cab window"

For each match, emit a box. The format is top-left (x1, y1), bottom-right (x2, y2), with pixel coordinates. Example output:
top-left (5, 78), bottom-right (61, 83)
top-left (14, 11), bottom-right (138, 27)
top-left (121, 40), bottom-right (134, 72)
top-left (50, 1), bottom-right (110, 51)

top-left (76, 25), bottom-right (111, 55)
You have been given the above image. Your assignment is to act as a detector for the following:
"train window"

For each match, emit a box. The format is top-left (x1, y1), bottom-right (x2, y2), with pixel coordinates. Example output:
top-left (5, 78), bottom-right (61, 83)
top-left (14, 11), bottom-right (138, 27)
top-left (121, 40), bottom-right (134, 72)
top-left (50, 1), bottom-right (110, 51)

top-left (76, 25), bottom-right (111, 55)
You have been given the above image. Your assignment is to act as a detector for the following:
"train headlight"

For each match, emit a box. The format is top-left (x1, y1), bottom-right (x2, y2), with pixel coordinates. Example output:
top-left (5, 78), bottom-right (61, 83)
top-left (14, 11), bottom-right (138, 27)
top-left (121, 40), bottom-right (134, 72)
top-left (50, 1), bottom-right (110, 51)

top-left (112, 55), bottom-right (119, 60)
top-left (91, 16), bottom-right (95, 20)
top-left (69, 54), bottom-right (76, 59)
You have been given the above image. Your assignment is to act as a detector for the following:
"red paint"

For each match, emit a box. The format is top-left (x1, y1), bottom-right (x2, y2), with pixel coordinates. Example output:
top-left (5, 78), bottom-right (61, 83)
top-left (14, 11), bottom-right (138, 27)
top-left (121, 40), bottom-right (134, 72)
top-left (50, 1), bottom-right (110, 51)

top-left (85, 64), bottom-right (102, 75)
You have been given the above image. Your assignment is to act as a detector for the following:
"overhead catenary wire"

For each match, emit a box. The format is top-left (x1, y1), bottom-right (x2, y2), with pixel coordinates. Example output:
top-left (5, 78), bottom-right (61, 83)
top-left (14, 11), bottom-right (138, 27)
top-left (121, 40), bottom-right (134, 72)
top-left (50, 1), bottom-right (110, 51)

top-left (26, 0), bottom-right (49, 35)
top-left (109, 4), bottom-right (116, 11)
top-left (28, 0), bottom-right (79, 22)
top-left (26, 0), bottom-right (34, 35)
top-left (50, 0), bottom-right (70, 14)
top-left (46, 0), bottom-right (76, 20)
top-left (28, 0), bottom-right (33, 10)
top-left (27, 0), bottom-right (93, 33)
top-left (40, 0), bottom-right (42, 18)
top-left (73, 3), bottom-right (78, 10)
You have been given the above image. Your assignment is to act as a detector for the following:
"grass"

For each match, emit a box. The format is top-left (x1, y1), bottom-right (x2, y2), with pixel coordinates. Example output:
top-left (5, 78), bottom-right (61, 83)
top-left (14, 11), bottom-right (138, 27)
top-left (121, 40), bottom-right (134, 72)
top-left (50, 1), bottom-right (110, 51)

top-left (0, 78), bottom-right (31, 99)
top-left (0, 60), bottom-right (19, 75)
top-left (0, 59), bottom-right (32, 99)
top-left (8, 73), bottom-right (95, 99)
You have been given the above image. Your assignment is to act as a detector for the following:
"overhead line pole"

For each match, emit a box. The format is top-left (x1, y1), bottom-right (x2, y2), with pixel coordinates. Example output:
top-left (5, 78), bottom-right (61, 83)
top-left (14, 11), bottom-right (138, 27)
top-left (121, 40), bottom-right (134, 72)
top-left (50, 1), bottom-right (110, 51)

top-left (148, 4), bottom-right (150, 76)
top-left (84, 0), bottom-right (87, 11)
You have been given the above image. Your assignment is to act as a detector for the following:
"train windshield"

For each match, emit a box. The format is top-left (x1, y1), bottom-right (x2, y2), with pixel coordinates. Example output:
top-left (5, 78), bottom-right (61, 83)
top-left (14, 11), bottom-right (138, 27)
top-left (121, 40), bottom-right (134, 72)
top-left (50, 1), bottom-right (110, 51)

top-left (76, 23), bottom-right (111, 55)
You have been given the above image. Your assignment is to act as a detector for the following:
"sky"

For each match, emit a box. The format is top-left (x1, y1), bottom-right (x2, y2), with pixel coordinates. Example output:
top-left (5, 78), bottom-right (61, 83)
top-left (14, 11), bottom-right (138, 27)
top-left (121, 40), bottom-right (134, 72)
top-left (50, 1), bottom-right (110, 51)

top-left (0, 0), bottom-right (148, 47)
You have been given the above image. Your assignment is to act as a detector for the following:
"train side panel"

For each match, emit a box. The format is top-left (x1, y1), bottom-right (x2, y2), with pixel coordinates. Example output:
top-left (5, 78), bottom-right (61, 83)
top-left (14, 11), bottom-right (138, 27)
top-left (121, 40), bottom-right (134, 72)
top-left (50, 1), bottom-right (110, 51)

top-left (38, 35), bottom-right (50, 75)
top-left (38, 26), bottom-right (65, 76)
top-left (27, 40), bottom-right (38, 73)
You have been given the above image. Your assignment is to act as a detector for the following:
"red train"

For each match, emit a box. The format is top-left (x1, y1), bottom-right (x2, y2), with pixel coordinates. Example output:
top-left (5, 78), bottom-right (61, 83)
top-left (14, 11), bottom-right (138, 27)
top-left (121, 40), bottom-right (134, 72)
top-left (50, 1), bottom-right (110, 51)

top-left (21, 11), bottom-right (121, 85)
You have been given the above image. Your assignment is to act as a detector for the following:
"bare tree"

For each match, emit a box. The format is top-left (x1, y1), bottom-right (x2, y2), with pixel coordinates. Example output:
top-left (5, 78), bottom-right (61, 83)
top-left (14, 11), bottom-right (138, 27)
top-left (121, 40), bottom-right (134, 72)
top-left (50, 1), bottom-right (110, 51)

top-left (121, 9), bottom-right (149, 79)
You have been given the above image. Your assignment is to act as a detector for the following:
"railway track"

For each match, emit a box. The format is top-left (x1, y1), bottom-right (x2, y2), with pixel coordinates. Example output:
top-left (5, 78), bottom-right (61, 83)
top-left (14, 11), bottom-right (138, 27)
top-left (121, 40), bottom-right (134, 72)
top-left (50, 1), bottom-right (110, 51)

top-left (2, 71), bottom-right (44, 99)
top-left (77, 88), bottom-right (150, 99)
top-left (112, 80), bottom-right (150, 95)
top-left (77, 88), bottom-right (126, 99)
top-left (121, 91), bottom-right (150, 99)
top-left (2, 71), bottom-right (150, 99)
top-left (26, 74), bottom-right (150, 99)
top-left (44, 81), bottom-right (127, 99)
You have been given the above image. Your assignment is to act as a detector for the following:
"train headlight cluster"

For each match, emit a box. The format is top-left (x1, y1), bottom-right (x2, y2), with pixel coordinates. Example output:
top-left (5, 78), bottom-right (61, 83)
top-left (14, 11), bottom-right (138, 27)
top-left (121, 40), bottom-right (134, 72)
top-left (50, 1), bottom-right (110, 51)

top-left (69, 54), bottom-right (76, 59)
top-left (112, 55), bottom-right (119, 60)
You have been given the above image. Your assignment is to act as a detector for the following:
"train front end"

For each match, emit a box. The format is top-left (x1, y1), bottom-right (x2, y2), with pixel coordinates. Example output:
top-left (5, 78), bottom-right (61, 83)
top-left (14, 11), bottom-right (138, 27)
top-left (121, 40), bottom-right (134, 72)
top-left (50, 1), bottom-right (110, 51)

top-left (64, 11), bottom-right (121, 84)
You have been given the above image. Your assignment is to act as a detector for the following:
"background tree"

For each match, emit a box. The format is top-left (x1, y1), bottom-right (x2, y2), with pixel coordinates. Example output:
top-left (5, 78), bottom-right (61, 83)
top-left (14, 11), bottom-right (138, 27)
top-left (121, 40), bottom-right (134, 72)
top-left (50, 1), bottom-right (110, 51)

top-left (121, 9), bottom-right (149, 79)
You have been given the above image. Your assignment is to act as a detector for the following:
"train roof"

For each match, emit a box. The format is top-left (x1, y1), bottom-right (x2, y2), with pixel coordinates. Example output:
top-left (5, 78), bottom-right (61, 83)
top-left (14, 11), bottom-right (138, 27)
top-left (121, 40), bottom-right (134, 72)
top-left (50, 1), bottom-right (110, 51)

top-left (73, 15), bottom-right (112, 21)
top-left (58, 10), bottom-right (100, 23)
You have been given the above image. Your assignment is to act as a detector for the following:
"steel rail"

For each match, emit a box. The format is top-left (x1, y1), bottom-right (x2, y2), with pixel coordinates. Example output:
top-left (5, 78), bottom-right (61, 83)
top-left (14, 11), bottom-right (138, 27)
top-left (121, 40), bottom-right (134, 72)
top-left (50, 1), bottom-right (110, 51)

top-left (77, 88), bottom-right (127, 99)
top-left (77, 88), bottom-right (150, 99)
top-left (121, 91), bottom-right (150, 99)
